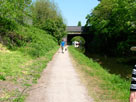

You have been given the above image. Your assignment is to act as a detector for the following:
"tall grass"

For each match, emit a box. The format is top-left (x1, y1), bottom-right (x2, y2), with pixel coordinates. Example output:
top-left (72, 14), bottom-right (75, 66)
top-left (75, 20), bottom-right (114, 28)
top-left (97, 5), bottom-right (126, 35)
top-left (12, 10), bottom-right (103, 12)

top-left (2, 25), bottom-right (57, 57)
top-left (69, 46), bottom-right (130, 102)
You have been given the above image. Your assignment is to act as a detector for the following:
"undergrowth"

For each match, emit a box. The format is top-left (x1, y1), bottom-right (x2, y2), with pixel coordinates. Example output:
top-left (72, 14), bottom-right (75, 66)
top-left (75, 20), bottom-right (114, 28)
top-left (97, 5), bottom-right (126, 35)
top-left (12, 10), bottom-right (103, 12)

top-left (0, 24), bottom-right (59, 102)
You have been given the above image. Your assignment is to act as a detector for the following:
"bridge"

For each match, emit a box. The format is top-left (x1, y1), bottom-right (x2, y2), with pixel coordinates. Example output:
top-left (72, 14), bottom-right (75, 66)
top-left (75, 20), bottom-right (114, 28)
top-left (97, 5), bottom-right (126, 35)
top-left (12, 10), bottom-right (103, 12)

top-left (66, 26), bottom-right (91, 45)
top-left (66, 26), bottom-right (84, 35)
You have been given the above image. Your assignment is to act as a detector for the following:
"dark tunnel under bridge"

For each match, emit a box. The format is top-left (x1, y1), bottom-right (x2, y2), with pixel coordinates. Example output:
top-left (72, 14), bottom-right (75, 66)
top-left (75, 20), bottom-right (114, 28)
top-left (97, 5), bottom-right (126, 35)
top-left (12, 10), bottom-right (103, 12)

top-left (65, 26), bottom-right (93, 49)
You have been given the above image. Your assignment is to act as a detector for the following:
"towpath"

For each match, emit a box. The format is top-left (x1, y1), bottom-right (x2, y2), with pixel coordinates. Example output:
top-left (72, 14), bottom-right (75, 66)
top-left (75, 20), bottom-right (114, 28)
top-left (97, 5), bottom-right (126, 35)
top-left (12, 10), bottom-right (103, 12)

top-left (25, 48), bottom-right (93, 102)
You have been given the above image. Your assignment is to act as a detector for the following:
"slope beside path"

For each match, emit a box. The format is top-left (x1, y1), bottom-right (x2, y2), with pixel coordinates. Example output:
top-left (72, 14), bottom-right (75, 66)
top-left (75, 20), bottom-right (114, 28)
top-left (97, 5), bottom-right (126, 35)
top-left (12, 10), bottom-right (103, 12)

top-left (25, 48), bottom-right (93, 102)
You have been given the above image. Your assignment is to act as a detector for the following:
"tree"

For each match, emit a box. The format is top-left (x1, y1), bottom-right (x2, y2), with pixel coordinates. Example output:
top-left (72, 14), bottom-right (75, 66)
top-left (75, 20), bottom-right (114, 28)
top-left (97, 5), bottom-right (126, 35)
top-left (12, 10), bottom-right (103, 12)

top-left (31, 0), bottom-right (58, 26)
top-left (85, 0), bottom-right (136, 56)
top-left (77, 21), bottom-right (82, 26)
top-left (0, 0), bottom-right (32, 34)
top-left (0, 0), bottom-right (32, 23)
top-left (41, 18), bottom-right (66, 42)
top-left (31, 0), bottom-right (66, 42)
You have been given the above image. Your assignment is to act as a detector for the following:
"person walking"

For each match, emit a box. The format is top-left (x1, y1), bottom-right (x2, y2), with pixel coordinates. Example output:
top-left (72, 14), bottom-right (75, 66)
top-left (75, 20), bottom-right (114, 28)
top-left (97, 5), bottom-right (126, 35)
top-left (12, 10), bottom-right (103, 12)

top-left (130, 65), bottom-right (136, 102)
top-left (60, 40), bottom-right (65, 53)
top-left (130, 46), bottom-right (136, 102)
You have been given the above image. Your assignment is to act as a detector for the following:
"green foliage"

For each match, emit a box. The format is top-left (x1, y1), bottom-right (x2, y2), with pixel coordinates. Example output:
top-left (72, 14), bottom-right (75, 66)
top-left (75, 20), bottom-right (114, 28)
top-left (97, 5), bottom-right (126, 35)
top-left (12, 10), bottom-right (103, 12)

top-left (0, 24), bottom-right (57, 57)
top-left (0, 17), bottom-right (17, 34)
top-left (16, 25), bottom-right (58, 57)
top-left (31, 0), bottom-right (58, 25)
top-left (0, 74), bottom-right (6, 81)
top-left (0, 25), bottom-right (58, 100)
top-left (0, 0), bottom-right (64, 102)
top-left (77, 21), bottom-right (82, 26)
top-left (0, 0), bottom-right (32, 38)
top-left (41, 18), bottom-right (66, 42)
top-left (0, 46), bottom-right (58, 101)
top-left (86, 0), bottom-right (136, 56)
top-left (31, 0), bottom-right (66, 42)
top-left (0, 0), bottom-right (32, 24)
top-left (69, 46), bottom-right (130, 102)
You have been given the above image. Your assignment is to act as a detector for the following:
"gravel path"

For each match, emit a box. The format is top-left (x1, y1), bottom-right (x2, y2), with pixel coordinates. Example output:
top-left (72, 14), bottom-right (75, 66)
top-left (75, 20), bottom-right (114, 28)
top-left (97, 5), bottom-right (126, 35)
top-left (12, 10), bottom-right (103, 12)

top-left (25, 49), bottom-right (93, 102)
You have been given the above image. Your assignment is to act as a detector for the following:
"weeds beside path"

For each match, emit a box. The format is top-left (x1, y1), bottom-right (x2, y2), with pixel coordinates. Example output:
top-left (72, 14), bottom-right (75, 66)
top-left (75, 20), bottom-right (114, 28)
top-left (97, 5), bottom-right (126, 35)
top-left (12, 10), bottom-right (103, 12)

top-left (0, 46), bottom-right (58, 102)
top-left (69, 46), bottom-right (130, 102)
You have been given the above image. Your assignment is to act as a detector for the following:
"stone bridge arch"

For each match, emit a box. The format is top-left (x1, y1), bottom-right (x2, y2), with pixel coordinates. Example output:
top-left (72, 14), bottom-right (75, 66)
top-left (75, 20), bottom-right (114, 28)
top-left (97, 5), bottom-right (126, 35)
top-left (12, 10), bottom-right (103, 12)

top-left (66, 26), bottom-right (92, 47)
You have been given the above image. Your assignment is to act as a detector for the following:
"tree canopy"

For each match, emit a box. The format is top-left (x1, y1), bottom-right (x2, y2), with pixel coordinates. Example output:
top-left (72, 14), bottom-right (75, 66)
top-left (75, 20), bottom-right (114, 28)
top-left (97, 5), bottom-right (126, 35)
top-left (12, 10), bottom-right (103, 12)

top-left (0, 0), bottom-right (66, 43)
top-left (86, 0), bottom-right (136, 56)
top-left (31, 0), bottom-right (66, 42)
top-left (77, 21), bottom-right (82, 26)
top-left (0, 0), bottom-right (32, 23)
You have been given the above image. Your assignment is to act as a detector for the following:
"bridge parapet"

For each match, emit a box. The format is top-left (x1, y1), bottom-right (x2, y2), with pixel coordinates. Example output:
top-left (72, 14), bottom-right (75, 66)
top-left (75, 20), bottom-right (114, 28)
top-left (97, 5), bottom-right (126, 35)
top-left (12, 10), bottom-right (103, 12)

top-left (66, 26), bottom-right (90, 45)
top-left (66, 26), bottom-right (84, 35)
top-left (68, 32), bottom-right (81, 35)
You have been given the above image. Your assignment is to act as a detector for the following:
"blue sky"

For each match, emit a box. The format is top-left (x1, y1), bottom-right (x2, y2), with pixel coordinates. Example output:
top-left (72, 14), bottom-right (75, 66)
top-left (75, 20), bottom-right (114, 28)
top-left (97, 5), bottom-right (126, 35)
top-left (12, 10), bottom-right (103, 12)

top-left (32, 0), bottom-right (99, 26)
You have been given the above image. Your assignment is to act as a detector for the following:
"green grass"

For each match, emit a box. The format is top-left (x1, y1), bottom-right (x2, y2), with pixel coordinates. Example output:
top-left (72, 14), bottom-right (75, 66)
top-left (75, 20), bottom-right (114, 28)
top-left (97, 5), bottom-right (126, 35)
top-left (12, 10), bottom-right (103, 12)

top-left (0, 51), bottom-right (30, 80)
top-left (0, 25), bottom-right (59, 102)
top-left (0, 46), bottom-right (58, 102)
top-left (10, 25), bottom-right (57, 57)
top-left (68, 46), bottom-right (130, 102)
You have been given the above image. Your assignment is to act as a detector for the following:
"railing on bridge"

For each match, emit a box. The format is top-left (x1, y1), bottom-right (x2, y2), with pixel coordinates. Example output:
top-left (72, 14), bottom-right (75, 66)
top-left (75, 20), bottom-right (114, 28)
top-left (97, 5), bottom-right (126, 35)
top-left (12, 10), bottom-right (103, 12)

top-left (67, 32), bottom-right (81, 35)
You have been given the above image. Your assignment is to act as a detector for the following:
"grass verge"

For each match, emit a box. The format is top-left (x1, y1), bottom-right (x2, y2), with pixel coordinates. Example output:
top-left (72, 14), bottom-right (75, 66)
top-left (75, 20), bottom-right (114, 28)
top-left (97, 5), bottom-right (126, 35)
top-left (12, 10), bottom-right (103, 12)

top-left (0, 24), bottom-right (59, 101)
top-left (68, 46), bottom-right (130, 102)
top-left (0, 46), bottom-right (58, 102)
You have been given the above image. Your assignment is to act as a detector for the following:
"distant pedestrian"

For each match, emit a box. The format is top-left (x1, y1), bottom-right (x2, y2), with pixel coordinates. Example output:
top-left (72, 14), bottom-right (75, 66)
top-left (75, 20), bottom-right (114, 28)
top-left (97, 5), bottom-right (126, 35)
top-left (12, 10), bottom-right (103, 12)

top-left (60, 40), bottom-right (65, 53)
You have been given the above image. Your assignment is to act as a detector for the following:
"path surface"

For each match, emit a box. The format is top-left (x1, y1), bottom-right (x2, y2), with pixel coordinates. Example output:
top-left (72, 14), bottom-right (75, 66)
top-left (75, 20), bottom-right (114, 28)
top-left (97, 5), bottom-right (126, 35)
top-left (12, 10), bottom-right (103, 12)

top-left (25, 49), bottom-right (93, 102)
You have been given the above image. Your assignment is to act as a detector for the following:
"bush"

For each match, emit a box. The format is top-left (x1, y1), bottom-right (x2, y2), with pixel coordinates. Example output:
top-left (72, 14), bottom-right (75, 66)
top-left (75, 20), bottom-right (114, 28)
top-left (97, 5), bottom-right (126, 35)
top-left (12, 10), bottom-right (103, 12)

top-left (15, 25), bottom-right (58, 57)
top-left (0, 17), bottom-right (17, 35)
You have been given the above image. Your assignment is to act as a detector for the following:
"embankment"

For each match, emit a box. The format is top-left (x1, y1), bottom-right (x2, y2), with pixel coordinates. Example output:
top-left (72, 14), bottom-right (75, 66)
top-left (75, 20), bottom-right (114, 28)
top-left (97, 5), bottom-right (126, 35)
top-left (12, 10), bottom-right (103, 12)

top-left (69, 46), bottom-right (130, 102)
top-left (0, 25), bottom-right (58, 102)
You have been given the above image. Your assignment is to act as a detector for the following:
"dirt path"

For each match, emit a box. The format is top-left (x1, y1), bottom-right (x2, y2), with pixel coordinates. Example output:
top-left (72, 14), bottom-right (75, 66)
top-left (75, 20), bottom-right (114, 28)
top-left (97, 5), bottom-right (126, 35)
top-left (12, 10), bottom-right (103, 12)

top-left (25, 48), bottom-right (93, 102)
